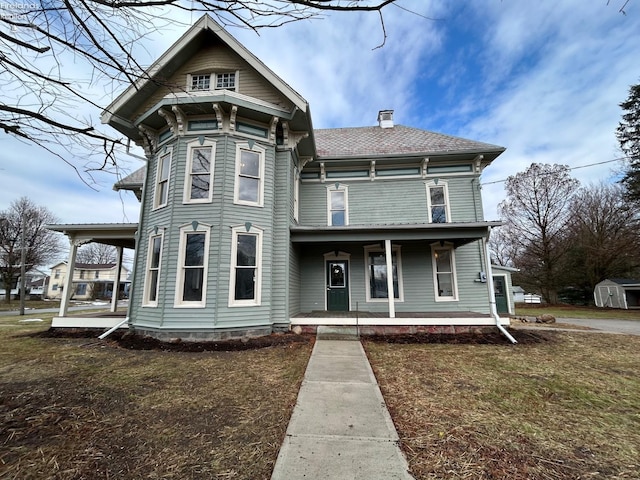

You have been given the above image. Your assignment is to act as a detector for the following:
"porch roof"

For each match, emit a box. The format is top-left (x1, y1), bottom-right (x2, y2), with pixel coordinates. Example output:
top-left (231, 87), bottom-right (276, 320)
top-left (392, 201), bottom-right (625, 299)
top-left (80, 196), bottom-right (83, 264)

top-left (47, 223), bottom-right (138, 249)
top-left (290, 221), bottom-right (501, 244)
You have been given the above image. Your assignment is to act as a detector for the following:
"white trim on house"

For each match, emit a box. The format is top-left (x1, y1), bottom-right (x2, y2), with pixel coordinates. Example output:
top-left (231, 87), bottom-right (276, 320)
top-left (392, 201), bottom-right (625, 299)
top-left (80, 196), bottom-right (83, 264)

top-left (154, 146), bottom-right (173, 209)
top-left (174, 223), bottom-right (211, 308)
top-left (183, 137), bottom-right (216, 204)
top-left (293, 166), bottom-right (300, 222)
top-left (142, 229), bottom-right (164, 307)
top-left (425, 179), bottom-right (451, 223)
top-left (327, 183), bottom-right (349, 226)
top-left (431, 241), bottom-right (459, 302)
top-left (290, 316), bottom-right (511, 326)
top-left (234, 142), bottom-right (266, 207)
top-left (363, 244), bottom-right (404, 303)
top-left (228, 225), bottom-right (263, 307)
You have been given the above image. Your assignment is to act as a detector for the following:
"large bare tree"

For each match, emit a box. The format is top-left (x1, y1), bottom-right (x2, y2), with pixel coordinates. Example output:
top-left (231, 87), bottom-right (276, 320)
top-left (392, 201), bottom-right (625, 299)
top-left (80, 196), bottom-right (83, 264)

top-left (562, 182), bottom-right (640, 300)
top-left (0, 0), bottom-right (398, 176)
top-left (497, 163), bottom-right (580, 303)
top-left (0, 197), bottom-right (62, 303)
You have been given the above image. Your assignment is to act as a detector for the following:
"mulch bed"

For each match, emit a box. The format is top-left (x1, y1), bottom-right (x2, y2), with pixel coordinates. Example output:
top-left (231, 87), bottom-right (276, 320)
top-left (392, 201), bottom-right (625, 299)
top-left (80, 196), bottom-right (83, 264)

top-left (364, 328), bottom-right (554, 345)
top-left (35, 328), bottom-right (314, 352)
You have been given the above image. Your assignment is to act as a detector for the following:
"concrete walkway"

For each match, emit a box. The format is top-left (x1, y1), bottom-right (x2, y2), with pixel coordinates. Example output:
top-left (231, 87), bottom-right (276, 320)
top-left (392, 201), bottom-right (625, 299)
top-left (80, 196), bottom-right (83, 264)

top-left (271, 337), bottom-right (414, 479)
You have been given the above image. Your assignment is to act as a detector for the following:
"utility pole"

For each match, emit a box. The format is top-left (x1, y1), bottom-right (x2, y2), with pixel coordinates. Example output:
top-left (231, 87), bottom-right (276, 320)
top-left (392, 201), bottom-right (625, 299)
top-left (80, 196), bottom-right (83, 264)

top-left (19, 212), bottom-right (26, 316)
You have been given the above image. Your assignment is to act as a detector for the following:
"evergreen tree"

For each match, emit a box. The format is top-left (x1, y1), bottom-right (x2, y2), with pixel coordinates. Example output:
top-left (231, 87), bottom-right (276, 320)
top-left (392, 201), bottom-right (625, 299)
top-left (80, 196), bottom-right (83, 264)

top-left (617, 82), bottom-right (640, 203)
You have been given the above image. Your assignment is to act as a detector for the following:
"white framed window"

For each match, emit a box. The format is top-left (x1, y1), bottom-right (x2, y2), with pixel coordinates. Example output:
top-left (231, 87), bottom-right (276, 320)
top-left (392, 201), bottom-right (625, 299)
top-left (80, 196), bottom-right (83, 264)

top-left (174, 223), bottom-right (210, 308)
top-left (364, 244), bottom-right (404, 302)
top-left (293, 166), bottom-right (300, 222)
top-left (154, 148), bottom-right (172, 209)
top-left (189, 73), bottom-right (211, 91)
top-left (327, 184), bottom-right (348, 226)
top-left (76, 283), bottom-right (87, 296)
top-left (425, 180), bottom-right (451, 223)
top-left (431, 242), bottom-right (458, 301)
top-left (143, 231), bottom-right (164, 306)
top-left (184, 138), bottom-right (216, 203)
top-left (234, 142), bottom-right (265, 207)
top-left (229, 225), bottom-right (263, 307)
top-left (94, 271), bottom-right (100, 279)
top-left (215, 72), bottom-right (237, 90)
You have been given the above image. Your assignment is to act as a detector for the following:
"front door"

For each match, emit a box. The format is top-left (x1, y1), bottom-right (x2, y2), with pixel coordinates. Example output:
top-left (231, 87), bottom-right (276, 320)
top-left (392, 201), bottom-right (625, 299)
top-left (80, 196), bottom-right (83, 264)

top-left (493, 276), bottom-right (509, 314)
top-left (327, 260), bottom-right (349, 311)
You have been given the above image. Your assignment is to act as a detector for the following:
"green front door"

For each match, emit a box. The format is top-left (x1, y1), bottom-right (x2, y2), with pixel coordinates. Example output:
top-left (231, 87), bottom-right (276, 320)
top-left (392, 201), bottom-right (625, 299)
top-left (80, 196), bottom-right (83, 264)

top-left (493, 276), bottom-right (509, 314)
top-left (327, 260), bottom-right (349, 311)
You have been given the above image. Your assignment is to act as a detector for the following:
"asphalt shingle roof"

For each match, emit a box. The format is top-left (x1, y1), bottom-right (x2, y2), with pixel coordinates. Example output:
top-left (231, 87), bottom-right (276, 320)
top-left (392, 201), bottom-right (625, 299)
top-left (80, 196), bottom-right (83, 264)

top-left (314, 125), bottom-right (505, 158)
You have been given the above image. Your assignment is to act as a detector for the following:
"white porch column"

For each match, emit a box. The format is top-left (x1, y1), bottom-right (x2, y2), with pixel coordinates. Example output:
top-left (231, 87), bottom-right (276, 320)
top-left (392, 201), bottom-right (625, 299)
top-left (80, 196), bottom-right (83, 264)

top-left (384, 239), bottom-right (396, 318)
top-left (110, 246), bottom-right (124, 313)
top-left (59, 238), bottom-right (79, 317)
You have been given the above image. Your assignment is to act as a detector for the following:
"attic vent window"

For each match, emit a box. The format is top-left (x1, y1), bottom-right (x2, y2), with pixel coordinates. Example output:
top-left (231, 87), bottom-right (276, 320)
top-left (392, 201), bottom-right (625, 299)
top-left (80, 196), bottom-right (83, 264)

top-left (191, 74), bottom-right (211, 91)
top-left (216, 72), bottom-right (236, 90)
top-left (377, 109), bottom-right (394, 129)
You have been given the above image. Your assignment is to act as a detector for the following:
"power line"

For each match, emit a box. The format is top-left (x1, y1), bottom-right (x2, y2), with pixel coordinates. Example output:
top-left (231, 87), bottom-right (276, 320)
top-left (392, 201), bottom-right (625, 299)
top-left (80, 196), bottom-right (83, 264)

top-left (481, 156), bottom-right (628, 186)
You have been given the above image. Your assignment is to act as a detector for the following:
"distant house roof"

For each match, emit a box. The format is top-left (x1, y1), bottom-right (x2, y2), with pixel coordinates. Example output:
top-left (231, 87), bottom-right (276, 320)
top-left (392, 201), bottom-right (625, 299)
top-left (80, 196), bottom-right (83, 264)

top-left (606, 278), bottom-right (640, 286)
top-left (314, 125), bottom-right (505, 159)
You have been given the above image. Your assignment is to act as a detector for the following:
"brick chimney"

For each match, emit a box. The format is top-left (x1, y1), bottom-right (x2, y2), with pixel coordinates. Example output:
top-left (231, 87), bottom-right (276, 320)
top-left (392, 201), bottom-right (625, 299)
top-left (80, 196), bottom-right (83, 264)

top-left (377, 110), bottom-right (394, 129)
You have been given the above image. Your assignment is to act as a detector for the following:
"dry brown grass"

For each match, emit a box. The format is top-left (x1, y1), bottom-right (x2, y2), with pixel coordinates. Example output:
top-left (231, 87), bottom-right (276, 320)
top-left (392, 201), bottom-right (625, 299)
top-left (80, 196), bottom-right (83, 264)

top-left (364, 331), bottom-right (640, 480)
top-left (0, 324), bottom-right (312, 479)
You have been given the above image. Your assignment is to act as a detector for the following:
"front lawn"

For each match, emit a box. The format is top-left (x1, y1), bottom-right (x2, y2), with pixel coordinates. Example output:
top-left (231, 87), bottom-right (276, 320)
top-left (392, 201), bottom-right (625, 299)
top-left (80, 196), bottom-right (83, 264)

top-left (0, 321), bottom-right (312, 479)
top-left (515, 303), bottom-right (640, 320)
top-left (365, 331), bottom-right (640, 480)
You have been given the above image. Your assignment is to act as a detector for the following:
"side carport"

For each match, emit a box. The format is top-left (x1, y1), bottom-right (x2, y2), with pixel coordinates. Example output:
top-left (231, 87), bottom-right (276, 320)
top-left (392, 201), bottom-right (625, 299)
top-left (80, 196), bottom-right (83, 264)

top-left (46, 223), bottom-right (138, 327)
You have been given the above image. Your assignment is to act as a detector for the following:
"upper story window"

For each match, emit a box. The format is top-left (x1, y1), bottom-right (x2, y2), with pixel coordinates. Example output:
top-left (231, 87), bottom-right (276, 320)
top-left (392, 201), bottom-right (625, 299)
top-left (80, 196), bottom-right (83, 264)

top-left (293, 166), bottom-right (300, 222)
top-left (184, 139), bottom-right (216, 203)
top-left (234, 143), bottom-right (265, 207)
top-left (154, 148), bottom-right (172, 209)
top-left (94, 271), bottom-right (100, 279)
top-left (175, 223), bottom-right (210, 308)
top-left (188, 72), bottom-right (237, 92)
top-left (327, 184), bottom-right (348, 226)
top-left (229, 225), bottom-right (263, 307)
top-left (216, 72), bottom-right (236, 90)
top-left (431, 242), bottom-right (458, 301)
top-left (191, 74), bottom-right (211, 91)
top-left (54, 269), bottom-right (60, 279)
top-left (79, 270), bottom-right (85, 279)
top-left (426, 180), bottom-right (451, 223)
top-left (143, 232), bottom-right (164, 307)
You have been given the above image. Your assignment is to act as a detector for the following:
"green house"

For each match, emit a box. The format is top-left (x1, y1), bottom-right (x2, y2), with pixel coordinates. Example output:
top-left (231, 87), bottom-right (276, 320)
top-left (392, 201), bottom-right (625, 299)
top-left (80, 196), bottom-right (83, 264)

top-left (51, 15), bottom-right (515, 341)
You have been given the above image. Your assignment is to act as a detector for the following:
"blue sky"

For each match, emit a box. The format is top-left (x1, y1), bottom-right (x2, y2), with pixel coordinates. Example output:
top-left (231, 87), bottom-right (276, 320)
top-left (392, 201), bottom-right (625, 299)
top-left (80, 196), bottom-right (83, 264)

top-left (1, 0), bottom-right (639, 237)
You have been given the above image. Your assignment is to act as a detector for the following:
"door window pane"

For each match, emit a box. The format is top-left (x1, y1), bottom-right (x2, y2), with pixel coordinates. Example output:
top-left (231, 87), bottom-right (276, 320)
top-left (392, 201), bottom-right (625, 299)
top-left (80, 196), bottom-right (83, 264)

top-left (330, 262), bottom-right (346, 287)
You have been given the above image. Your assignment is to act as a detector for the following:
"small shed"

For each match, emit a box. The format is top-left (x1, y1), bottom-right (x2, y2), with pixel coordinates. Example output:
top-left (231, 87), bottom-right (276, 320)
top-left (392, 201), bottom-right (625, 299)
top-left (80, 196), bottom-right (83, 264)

top-left (594, 279), bottom-right (640, 309)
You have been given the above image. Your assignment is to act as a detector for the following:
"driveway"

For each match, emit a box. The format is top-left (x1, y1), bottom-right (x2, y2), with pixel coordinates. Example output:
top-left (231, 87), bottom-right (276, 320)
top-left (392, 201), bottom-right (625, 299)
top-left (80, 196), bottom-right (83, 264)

top-left (558, 317), bottom-right (640, 336)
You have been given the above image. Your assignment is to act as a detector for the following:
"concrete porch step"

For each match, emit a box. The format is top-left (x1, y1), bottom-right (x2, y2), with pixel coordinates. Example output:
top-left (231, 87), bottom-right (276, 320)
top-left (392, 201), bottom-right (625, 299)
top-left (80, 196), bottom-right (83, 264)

top-left (316, 325), bottom-right (360, 340)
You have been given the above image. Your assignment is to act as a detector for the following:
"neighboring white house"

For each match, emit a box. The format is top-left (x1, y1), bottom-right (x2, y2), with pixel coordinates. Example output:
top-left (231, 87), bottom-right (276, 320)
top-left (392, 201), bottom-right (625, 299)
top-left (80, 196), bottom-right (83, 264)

top-left (47, 262), bottom-right (130, 301)
top-left (594, 279), bottom-right (640, 309)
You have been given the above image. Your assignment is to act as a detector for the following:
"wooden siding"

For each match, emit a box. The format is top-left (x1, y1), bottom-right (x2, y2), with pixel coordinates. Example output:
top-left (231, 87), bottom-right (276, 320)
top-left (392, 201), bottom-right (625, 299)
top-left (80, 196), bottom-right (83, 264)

top-left (130, 132), bottom-right (282, 331)
top-left (270, 150), bottom-right (292, 324)
top-left (132, 41), bottom-right (294, 122)
top-left (298, 175), bottom-right (483, 226)
top-left (296, 241), bottom-right (491, 315)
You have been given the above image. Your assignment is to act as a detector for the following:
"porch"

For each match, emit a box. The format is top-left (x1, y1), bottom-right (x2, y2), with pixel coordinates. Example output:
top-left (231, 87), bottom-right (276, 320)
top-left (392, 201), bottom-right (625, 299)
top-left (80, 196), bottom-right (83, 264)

top-left (291, 310), bottom-right (510, 327)
top-left (51, 309), bottom-right (129, 329)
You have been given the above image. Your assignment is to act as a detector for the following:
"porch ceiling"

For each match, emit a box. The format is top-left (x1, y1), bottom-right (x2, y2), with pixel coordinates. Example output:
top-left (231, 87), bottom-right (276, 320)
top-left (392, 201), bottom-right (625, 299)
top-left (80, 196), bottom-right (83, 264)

top-left (290, 221), bottom-right (501, 245)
